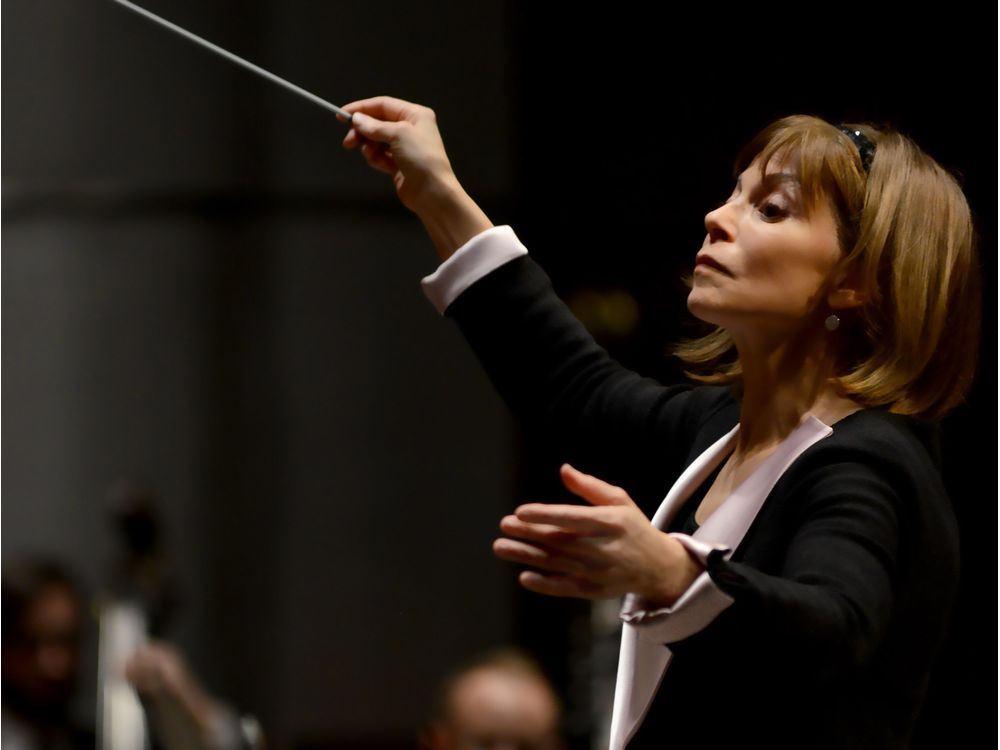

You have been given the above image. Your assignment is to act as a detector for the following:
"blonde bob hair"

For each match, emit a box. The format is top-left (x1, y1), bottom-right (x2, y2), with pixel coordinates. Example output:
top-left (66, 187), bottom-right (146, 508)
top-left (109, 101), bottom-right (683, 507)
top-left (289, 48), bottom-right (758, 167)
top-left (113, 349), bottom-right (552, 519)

top-left (673, 115), bottom-right (981, 422)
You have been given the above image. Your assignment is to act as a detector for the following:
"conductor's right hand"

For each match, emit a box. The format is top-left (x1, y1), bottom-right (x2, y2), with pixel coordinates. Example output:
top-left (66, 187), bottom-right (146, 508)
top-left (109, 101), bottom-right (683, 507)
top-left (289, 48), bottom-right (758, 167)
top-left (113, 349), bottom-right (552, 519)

top-left (337, 96), bottom-right (457, 216)
top-left (337, 95), bottom-right (494, 262)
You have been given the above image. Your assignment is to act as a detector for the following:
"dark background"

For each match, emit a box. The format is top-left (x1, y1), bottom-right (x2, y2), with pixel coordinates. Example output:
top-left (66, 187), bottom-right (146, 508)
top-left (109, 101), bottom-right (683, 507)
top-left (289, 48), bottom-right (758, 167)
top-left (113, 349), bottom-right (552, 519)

top-left (3, 2), bottom-right (994, 748)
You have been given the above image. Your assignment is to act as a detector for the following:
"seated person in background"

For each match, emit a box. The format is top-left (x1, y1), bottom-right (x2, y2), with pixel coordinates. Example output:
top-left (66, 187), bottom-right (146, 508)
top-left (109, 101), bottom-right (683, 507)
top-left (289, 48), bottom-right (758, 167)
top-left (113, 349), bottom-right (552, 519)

top-left (419, 648), bottom-right (564, 750)
top-left (2, 558), bottom-right (93, 750)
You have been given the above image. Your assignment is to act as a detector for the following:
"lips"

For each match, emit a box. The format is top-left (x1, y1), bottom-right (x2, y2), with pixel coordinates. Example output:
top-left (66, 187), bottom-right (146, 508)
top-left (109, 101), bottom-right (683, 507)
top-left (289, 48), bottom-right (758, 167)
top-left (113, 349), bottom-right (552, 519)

top-left (695, 253), bottom-right (731, 275)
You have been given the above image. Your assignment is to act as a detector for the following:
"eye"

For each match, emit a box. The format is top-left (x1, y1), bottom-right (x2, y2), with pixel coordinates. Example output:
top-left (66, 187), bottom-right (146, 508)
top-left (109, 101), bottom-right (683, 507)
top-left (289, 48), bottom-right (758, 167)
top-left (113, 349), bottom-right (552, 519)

top-left (758, 200), bottom-right (788, 220)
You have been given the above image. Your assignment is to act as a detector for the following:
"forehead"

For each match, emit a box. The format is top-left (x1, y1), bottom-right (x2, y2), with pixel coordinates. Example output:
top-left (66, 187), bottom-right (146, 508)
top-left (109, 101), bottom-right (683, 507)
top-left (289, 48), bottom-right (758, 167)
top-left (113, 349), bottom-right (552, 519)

top-left (737, 154), bottom-right (800, 189)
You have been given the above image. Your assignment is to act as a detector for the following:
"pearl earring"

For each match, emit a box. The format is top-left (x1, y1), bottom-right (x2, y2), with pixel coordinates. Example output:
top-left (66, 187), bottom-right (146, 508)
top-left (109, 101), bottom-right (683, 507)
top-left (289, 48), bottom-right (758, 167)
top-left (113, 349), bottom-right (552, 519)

top-left (824, 313), bottom-right (841, 331)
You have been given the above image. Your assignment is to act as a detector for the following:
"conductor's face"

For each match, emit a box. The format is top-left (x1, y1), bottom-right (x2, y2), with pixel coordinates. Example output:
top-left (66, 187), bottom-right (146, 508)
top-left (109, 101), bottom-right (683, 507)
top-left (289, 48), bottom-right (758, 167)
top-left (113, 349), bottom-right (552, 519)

top-left (688, 154), bottom-right (844, 341)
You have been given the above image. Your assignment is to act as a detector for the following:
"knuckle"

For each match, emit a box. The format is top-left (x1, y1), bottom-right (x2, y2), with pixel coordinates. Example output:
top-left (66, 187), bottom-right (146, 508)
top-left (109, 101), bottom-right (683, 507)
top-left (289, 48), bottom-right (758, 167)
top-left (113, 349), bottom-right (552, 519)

top-left (602, 539), bottom-right (620, 557)
top-left (597, 508), bottom-right (624, 532)
top-left (547, 529), bottom-right (577, 545)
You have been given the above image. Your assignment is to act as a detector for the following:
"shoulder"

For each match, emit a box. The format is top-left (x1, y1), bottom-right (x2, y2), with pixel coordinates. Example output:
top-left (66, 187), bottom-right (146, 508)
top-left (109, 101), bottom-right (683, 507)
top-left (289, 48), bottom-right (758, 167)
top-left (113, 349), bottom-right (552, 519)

top-left (797, 408), bottom-right (945, 486)
top-left (781, 408), bottom-right (959, 556)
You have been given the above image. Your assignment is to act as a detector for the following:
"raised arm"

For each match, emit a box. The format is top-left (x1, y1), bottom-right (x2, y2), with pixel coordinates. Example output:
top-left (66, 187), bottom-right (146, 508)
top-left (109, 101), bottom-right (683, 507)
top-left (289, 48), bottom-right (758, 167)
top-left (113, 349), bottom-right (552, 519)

top-left (339, 96), bottom-right (710, 500)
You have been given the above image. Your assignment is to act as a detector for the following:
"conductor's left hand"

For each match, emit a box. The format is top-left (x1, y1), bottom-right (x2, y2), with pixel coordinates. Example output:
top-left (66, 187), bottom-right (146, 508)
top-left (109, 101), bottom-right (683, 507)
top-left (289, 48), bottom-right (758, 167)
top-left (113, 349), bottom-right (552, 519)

top-left (493, 464), bottom-right (703, 604)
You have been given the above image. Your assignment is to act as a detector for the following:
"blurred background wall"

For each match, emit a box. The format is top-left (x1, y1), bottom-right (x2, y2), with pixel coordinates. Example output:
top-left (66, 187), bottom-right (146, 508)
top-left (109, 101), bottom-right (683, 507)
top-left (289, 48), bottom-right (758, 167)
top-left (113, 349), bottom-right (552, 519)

top-left (3, 2), bottom-right (993, 748)
top-left (4, 1), bottom-right (518, 744)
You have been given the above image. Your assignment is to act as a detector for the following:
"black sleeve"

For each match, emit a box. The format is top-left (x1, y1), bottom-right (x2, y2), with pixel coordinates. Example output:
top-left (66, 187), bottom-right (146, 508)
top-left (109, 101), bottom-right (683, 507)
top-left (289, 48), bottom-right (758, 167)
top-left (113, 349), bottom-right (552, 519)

top-left (443, 254), bottom-right (705, 499)
top-left (667, 455), bottom-right (902, 682)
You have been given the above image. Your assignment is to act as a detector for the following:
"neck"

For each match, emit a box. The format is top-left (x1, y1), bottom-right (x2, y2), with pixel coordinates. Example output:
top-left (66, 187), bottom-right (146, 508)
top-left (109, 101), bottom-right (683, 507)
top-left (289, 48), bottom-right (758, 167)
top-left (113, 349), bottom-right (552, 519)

top-left (729, 323), bottom-right (853, 457)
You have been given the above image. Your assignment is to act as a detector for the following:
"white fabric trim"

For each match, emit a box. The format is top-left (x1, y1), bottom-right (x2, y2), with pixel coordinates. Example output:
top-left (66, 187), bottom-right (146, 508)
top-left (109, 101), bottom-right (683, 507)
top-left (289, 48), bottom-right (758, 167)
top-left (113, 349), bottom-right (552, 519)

top-left (619, 534), bottom-right (733, 644)
top-left (420, 225), bottom-right (528, 315)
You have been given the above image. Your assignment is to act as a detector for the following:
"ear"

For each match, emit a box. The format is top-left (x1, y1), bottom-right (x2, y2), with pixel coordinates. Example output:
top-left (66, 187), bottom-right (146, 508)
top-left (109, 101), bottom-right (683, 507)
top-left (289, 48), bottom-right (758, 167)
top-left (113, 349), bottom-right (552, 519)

top-left (826, 262), bottom-right (867, 311)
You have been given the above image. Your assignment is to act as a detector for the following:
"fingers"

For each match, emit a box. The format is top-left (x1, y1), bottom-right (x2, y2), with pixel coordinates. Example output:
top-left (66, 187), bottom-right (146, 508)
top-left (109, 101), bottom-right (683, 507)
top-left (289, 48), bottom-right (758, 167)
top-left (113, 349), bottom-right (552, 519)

top-left (499, 514), bottom-right (612, 572)
top-left (559, 463), bottom-right (634, 507)
top-left (492, 538), bottom-right (592, 576)
top-left (499, 516), bottom-right (610, 561)
top-left (512, 503), bottom-right (615, 534)
top-left (518, 570), bottom-right (605, 599)
top-left (337, 95), bottom-right (430, 148)
top-left (495, 516), bottom-right (617, 600)
top-left (342, 117), bottom-right (395, 170)
top-left (338, 95), bottom-right (427, 123)
top-left (360, 142), bottom-right (398, 175)
top-left (342, 127), bottom-right (361, 149)
top-left (494, 466), bottom-right (651, 601)
top-left (348, 111), bottom-right (396, 145)
top-left (502, 513), bottom-right (585, 543)
top-left (342, 118), bottom-right (396, 175)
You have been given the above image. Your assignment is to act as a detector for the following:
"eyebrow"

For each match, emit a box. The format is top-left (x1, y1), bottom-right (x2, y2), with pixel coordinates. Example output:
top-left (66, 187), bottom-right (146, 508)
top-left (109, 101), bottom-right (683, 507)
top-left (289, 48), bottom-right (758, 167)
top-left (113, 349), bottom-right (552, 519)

top-left (736, 171), bottom-right (800, 192)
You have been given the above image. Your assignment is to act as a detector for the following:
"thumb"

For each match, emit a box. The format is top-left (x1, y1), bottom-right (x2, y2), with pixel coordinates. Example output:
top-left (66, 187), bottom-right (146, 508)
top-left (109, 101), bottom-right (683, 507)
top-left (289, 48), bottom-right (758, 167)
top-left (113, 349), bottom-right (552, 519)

top-left (559, 463), bottom-right (633, 507)
top-left (350, 112), bottom-right (395, 145)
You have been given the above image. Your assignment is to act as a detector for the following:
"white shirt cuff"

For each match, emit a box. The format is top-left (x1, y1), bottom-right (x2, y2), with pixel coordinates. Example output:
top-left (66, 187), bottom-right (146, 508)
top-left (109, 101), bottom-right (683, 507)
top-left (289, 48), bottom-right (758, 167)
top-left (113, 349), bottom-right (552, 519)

top-left (619, 533), bottom-right (734, 644)
top-left (420, 225), bottom-right (528, 315)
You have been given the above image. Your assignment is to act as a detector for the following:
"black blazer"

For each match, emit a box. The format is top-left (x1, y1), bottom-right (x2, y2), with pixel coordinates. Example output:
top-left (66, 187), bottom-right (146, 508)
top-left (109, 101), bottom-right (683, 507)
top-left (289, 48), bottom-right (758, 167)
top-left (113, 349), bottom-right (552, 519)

top-left (442, 252), bottom-right (960, 749)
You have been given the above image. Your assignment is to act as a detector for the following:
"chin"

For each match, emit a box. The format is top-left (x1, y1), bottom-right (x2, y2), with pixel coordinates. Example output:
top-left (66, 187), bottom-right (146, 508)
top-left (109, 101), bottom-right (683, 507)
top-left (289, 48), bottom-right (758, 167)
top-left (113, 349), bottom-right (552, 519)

top-left (686, 293), bottom-right (727, 327)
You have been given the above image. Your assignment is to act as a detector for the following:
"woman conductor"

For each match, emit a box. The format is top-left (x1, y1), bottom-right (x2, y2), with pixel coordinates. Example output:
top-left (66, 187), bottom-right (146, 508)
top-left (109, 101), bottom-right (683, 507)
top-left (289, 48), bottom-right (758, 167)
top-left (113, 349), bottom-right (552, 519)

top-left (336, 97), bottom-right (980, 748)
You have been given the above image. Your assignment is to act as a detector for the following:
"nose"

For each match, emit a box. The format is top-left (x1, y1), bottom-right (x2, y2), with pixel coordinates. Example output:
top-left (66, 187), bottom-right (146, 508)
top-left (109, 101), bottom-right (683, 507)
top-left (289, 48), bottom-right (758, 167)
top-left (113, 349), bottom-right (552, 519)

top-left (704, 201), bottom-right (735, 243)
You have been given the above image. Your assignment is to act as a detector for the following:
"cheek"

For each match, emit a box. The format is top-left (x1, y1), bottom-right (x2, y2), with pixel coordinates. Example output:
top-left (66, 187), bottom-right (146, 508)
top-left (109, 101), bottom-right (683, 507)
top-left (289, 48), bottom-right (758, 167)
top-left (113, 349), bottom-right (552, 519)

top-left (748, 245), bottom-right (831, 311)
